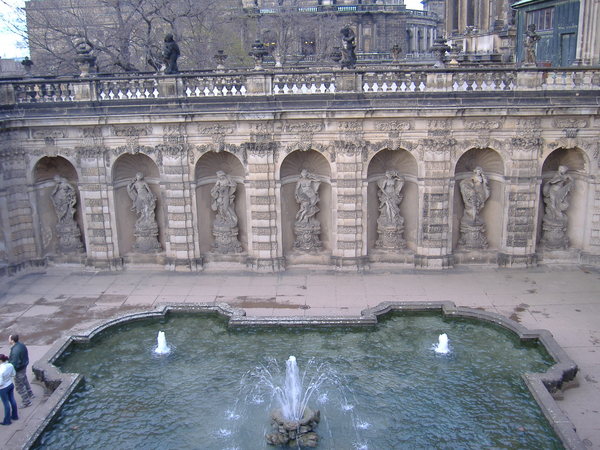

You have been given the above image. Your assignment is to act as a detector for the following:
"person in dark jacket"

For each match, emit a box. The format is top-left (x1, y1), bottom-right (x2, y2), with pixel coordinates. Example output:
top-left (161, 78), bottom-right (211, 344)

top-left (8, 335), bottom-right (34, 408)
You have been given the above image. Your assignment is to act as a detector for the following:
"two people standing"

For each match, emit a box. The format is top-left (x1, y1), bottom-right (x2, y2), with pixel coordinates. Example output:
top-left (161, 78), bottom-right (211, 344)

top-left (0, 334), bottom-right (34, 426)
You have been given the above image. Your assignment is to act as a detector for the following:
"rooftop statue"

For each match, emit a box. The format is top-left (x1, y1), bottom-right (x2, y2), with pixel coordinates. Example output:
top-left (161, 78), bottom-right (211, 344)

top-left (340, 25), bottom-right (357, 69)
top-left (162, 34), bottom-right (180, 75)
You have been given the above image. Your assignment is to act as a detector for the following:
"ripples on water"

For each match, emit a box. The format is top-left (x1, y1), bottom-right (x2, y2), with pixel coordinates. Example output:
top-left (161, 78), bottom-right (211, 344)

top-left (37, 313), bottom-right (562, 449)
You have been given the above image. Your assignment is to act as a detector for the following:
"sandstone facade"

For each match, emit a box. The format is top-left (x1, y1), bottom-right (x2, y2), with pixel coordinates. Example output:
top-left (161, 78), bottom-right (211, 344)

top-left (1, 68), bottom-right (599, 273)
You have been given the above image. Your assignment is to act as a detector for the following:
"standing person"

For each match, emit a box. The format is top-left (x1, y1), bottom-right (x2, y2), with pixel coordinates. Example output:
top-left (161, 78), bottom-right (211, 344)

top-left (8, 335), bottom-right (34, 408)
top-left (0, 354), bottom-right (18, 425)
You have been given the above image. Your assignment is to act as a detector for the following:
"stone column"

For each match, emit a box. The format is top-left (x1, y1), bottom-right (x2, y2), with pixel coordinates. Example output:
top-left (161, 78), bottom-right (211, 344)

top-left (79, 149), bottom-right (122, 270)
top-left (331, 142), bottom-right (368, 270)
top-left (161, 149), bottom-right (200, 270)
top-left (575, 0), bottom-right (600, 65)
top-left (415, 142), bottom-right (454, 268)
top-left (244, 142), bottom-right (284, 272)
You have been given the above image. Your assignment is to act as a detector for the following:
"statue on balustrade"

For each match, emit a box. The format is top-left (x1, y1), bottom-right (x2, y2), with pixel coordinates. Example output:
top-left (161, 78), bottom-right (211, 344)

top-left (376, 170), bottom-right (406, 249)
top-left (294, 169), bottom-right (322, 251)
top-left (459, 167), bottom-right (490, 249)
top-left (340, 25), bottom-right (357, 69)
top-left (211, 171), bottom-right (242, 254)
top-left (127, 172), bottom-right (161, 252)
top-left (73, 34), bottom-right (96, 77)
top-left (541, 165), bottom-right (573, 249)
top-left (524, 24), bottom-right (540, 66)
top-left (162, 33), bottom-right (180, 75)
top-left (51, 176), bottom-right (84, 253)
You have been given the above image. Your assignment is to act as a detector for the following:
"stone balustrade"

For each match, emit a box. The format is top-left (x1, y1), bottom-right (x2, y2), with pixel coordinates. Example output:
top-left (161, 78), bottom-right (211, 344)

top-left (2, 67), bottom-right (600, 105)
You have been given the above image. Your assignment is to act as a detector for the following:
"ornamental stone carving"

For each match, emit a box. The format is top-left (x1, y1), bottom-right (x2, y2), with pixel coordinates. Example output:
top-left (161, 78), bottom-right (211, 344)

top-left (376, 170), bottom-right (406, 249)
top-left (127, 172), bottom-right (161, 253)
top-left (458, 167), bottom-right (490, 249)
top-left (294, 169), bottom-right (322, 251)
top-left (210, 171), bottom-right (242, 254)
top-left (51, 176), bottom-right (84, 253)
top-left (541, 165), bottom-right (573, 249)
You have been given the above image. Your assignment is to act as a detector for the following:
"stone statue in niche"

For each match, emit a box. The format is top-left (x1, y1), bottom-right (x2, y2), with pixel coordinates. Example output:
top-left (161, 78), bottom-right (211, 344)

top-left (294, 169), bottom-right (322, 251)
top-left (127, 172), bottom-right (161, 252)
top-left (524, 24), bottom-right (540, 66)
top-left (211, 171), bottom-right (242, 254)
top-left (376, 170), bottom-right (406, 249)
top-left (459, 167), bottom-right (490, 249)
top-left (51, 176), bottom-right (84, 253)
top-left (541, 165), bottom-right (573, 249)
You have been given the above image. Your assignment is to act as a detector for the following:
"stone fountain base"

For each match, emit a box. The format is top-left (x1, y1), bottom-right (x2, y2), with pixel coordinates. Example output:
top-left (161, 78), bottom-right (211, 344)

top-left (266, 407), bottom-right (320, 448)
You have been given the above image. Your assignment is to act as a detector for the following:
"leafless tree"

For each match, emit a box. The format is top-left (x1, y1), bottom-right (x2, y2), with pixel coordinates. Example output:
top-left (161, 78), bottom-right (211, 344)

top-left (22, 0), bottom-right (242, 74)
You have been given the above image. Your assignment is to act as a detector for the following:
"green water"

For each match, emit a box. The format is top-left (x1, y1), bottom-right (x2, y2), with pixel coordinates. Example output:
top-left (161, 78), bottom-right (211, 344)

top-left (36, 312), bottom-right (562, 449)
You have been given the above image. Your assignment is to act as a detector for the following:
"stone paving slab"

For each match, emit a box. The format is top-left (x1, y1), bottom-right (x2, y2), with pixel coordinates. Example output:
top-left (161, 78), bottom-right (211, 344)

top-left (0, 264), bottom-right (598, 448)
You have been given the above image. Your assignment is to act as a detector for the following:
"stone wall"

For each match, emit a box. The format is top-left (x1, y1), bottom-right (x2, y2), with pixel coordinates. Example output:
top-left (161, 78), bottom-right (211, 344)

top-left (1, 69), bottom-right (599, 272)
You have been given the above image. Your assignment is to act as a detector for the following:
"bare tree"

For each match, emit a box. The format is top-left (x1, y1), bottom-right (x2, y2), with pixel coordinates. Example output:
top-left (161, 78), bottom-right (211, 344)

top-left (23, 0), bottom-right (240, 74)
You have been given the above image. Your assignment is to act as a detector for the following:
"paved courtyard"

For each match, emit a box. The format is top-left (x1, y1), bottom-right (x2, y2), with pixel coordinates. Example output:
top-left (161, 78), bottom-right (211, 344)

top-left (0, 264), bottom-right (598, 449)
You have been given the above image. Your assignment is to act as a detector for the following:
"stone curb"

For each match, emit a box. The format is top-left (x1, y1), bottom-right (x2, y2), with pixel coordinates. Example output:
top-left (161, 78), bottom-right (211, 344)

top-left (23, 301), bottom-right (582, 449)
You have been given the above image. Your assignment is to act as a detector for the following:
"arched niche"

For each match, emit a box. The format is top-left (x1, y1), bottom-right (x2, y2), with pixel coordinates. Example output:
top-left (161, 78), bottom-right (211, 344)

top-left (366, 149), bottom-right (418, 252)
top-left (538, 148), bottom-right (588, 250)
top-left (453, 148), bottom-right (505, 250)
top-left (279, 150), bottom-right (331, 255)
top-left (112, 153), bottom-right (163, 255)
top-left (195, 151), bottom-right (247, 254)
top-left (32, 156), bottom-right (85, 256)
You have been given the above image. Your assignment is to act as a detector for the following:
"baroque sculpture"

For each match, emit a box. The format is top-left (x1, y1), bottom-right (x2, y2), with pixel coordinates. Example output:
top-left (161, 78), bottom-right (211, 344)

top-left (162, 34), bottom-right (180, 75)
top-left (541, 165), bottom-right (573, 249)
top-left (459, 167), bottom-right (490, 249)
top-left (524, 24), bottom-right (540, 66)
top-left (127, 172), bottom-right (161, 253)
top-left (376, 170), bottom-right (406, 249)
top-left (73, 34), bottom-right (96, 77)
top-left (51, 176), bottom-right (84, 253)
top-left (211, 171), bottom-right (242, 254)
top-left (294, 169), bottom-right (322, 251)
top-left (340, 25), bottom-right (357, 69)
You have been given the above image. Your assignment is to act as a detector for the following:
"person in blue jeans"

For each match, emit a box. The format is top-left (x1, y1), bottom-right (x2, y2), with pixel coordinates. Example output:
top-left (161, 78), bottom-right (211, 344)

top-left (0, 354), bottom-right (18, 425)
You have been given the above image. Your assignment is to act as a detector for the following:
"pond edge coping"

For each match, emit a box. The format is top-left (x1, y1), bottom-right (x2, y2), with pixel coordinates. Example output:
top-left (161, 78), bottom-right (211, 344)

top-left (24, 301), bottom-right (583, 450)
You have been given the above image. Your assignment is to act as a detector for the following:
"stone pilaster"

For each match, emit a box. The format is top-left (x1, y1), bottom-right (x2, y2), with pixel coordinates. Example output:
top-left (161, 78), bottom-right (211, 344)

top-left (161, 150), bottom-right (200, 270)
top-left (79, 151), bottom-right (121, 269)
top-left (331, 142), bottom-right (368, 270)
top-left (245, 142), bottom-right (284, 272)
top-left (2, 154), bottom-right (38, 266)
top-left (581, 180), bottom-right (600, 264)
top-left (498, 158), bottom-right (539, 267)
top-left (416, 156), bottom-right (454, 269)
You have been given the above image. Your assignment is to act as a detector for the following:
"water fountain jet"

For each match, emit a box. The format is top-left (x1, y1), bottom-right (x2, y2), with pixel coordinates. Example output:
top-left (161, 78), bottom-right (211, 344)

top-left (153, 330), bottom-right (171, 355)
top-left (266, 356), bottom-right (321, 447)
top-left (434, 333), bottom-right (450, 354)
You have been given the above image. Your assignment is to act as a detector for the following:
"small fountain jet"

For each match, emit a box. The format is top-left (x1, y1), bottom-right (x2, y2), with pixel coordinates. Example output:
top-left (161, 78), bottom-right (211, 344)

top-left (153, 330), bottom-right (171, 355)
top-left (433, 333), bottom-right (450, 354)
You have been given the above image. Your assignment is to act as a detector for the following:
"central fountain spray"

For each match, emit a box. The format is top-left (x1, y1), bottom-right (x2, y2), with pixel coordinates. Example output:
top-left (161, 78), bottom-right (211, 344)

top-left (266, 356), bottom-right (321, 447)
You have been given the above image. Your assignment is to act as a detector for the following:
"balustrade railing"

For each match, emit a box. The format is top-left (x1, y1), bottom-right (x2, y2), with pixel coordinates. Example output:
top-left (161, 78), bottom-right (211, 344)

top-left (2, 67), bottom-right (599, 105)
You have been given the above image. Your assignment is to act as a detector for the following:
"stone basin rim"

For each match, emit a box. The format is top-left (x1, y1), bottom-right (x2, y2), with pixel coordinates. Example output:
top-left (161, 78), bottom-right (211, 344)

top-left (25, 301), bottom-right (583, 450)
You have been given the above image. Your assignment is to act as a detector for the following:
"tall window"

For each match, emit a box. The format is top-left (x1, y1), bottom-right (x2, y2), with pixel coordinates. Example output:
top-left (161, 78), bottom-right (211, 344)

top-left (526, 7), bottom-right (554, 31)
